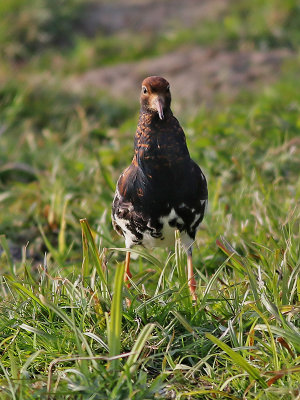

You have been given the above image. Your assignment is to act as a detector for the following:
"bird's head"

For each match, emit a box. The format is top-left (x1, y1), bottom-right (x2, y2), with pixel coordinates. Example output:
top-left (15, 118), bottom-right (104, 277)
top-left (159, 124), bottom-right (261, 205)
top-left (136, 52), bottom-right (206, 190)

top-left (140, 76), bottom-right (171, 120)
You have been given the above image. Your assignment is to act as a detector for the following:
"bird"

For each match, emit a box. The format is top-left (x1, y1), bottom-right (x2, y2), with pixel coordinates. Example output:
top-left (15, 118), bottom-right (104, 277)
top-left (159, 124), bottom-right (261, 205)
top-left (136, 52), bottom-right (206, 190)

top-left (112, 76), bottom-right (208, 301)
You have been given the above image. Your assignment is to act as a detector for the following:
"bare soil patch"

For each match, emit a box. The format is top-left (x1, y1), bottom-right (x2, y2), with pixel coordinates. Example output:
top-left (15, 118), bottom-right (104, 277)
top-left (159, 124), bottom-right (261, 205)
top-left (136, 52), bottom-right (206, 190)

top-left (69, 47), bottom-right (293, 109)
top-left (82, 0), bottom-right (228, 36)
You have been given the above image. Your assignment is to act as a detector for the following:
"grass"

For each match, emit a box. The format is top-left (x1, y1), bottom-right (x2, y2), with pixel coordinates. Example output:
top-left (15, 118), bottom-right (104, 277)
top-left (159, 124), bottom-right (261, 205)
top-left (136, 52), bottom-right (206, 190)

top-left (1, 0), bottom-right (300, 72)
top-left (1, 0), bottom-right (300, 398)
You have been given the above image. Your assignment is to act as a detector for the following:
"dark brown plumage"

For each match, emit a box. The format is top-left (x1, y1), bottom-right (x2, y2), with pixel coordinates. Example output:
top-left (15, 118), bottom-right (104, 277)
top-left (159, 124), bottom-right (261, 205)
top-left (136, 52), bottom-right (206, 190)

top-left (112, 76), bottom-right (208, 300)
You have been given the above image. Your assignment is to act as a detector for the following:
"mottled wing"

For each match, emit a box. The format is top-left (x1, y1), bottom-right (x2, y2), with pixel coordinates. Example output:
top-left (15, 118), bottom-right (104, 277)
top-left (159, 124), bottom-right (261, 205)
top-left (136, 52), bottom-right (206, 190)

top-left (112, 164), bottom-right (150, 247)
top-left (172, 159), bottom-right (208, 239)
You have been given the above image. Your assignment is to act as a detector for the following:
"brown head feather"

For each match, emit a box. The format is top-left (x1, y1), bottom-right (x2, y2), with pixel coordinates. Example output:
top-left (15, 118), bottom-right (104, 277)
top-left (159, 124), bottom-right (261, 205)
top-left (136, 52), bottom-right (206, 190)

top-left (140, 76), bottom-right (171, 119)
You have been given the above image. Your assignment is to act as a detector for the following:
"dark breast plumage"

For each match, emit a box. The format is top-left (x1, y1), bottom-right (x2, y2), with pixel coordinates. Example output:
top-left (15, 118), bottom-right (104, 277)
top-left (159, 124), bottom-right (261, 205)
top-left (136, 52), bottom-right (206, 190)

top-left (112, 110), bottom-right (208, 251)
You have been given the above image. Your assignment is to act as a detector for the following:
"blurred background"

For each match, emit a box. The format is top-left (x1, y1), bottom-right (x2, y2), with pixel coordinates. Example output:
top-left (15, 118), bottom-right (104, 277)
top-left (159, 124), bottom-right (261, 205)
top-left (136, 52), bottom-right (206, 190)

top-left (0, 0), bottom-right (299, 269)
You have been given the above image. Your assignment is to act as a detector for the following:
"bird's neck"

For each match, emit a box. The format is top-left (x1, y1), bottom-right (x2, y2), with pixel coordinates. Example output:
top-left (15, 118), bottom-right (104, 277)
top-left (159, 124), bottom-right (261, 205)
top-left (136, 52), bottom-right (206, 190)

top-left (132, 110), bottom-right (190, 170)
top-left (139, 106), bottom-right (173, 120)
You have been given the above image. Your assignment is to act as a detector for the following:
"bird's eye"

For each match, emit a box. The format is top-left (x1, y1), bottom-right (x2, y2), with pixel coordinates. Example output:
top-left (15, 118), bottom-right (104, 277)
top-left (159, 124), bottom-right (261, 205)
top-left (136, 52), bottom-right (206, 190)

top-left (166, 85), bottom-right (170, 91)
top-left (142, 86), bottom-right (148, 94)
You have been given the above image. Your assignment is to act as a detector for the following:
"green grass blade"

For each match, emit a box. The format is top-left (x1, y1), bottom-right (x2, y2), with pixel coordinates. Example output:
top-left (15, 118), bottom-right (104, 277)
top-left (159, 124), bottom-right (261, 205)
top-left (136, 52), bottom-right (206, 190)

top-left (178, 389), bottom-right (241, 399)
top-left (8, 347), bottom-right (18, 381)
top-left (108, 262), bottom-right (125, 371)
top-left (111, 323), bottom-right (156, 398)
top-left (19, 323), bottom-right (55, 340)
top-left (110, 247), bottom-right (163, 270)
top-left (244, 260), bottom-right (260, 306)
top-left (20, 350), bottom-right (45, 378)
top-left (175, 230), bottom-right (190, 308)
top-left (0, 361), bottom-right (16, 400)
top-left (288, 262), bottom-right (300, 303)
top-left (80, 219), bottom-right (108, 295)
top-left (148, 372), bottom-right (169, 395)
top-left (200, 257), bottom-right (228, 309)
top-left (216, 237), bottom-right (244, 271)
top-left (4, 275), bottom-right (47, 309)
top-left (206, 333), bottom-right (268, 388)
top-left (124, 323), bottom-right (155, 374)
top-left (217, 237), bottom-right (260, 305)
top-left (172, 311), bottom-right (199, 338)
top-left (255, 324), bottom-right (300, 352)
top-left (39, 295), bottom-right (95, 360)
top-left (81, 219), bottom-right (90, 278)
top-left (83, 332), bottom-right (109, 352)
top-left (250, 306), bottom-right (279, 370)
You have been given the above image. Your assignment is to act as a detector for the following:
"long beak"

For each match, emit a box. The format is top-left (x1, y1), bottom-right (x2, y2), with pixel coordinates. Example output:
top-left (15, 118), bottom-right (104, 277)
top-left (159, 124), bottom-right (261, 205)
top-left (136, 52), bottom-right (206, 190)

top-left (153, 96), bottom-right (164, 120)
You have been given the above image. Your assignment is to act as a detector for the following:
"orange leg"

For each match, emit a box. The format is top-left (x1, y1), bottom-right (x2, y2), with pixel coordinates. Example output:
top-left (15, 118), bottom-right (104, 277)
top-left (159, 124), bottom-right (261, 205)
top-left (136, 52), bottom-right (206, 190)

top-left (124, 251), bottom-right (132, 307)
top-left (124, 251), bottom-right (132, 287)
top-left (187, 250), bottom-right (197, 301)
